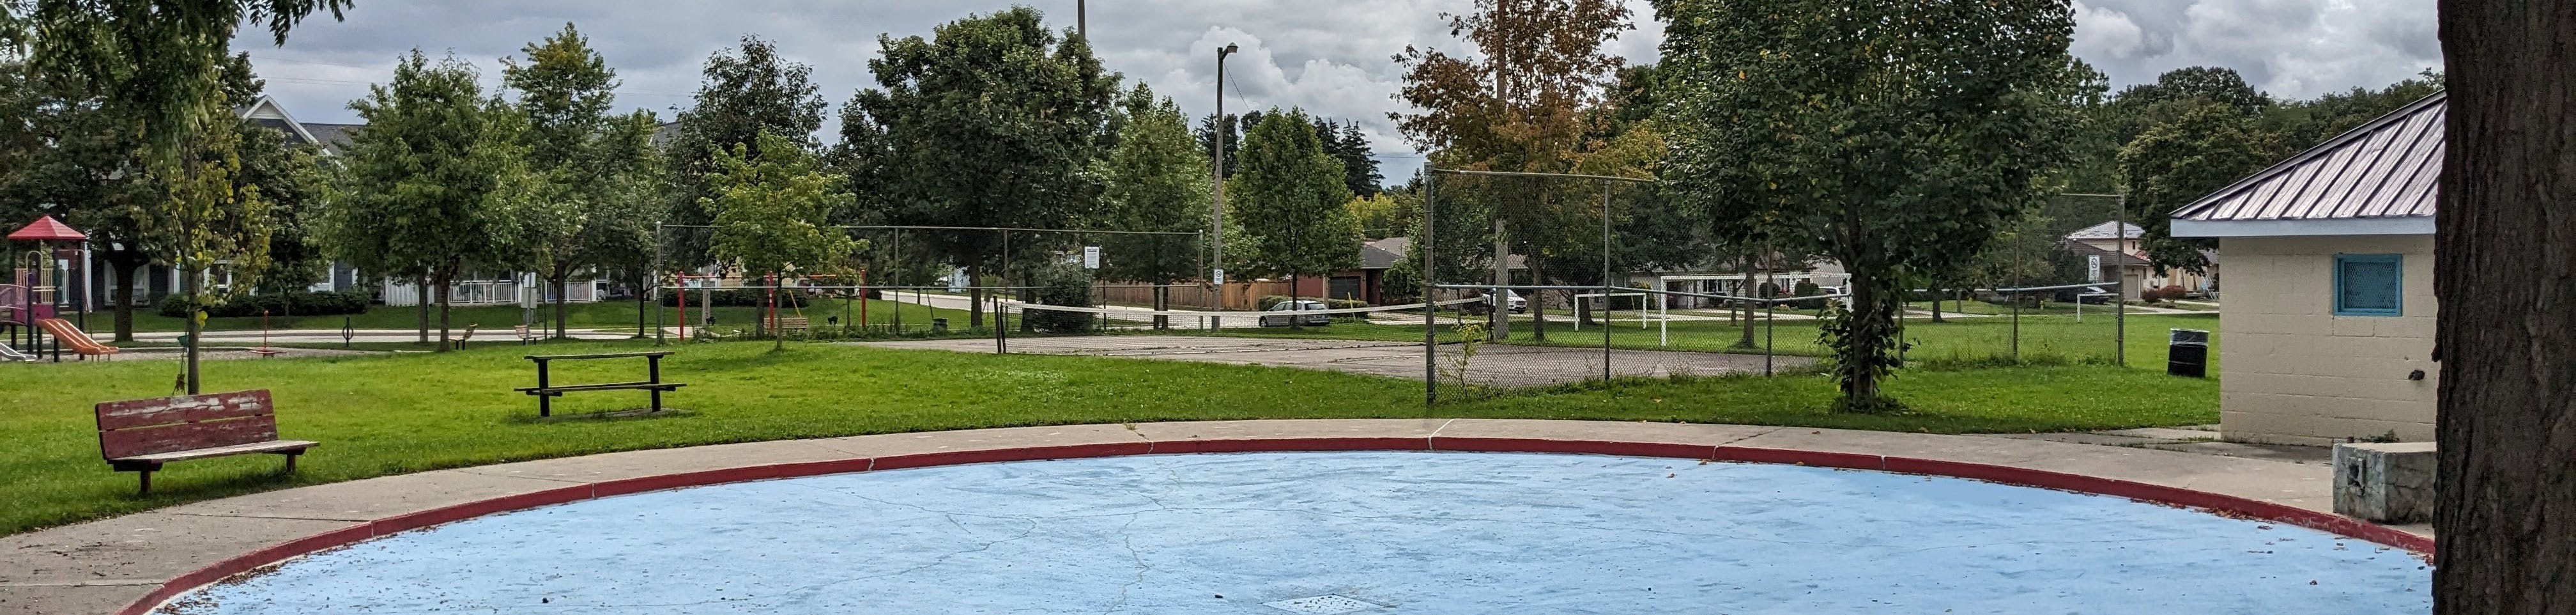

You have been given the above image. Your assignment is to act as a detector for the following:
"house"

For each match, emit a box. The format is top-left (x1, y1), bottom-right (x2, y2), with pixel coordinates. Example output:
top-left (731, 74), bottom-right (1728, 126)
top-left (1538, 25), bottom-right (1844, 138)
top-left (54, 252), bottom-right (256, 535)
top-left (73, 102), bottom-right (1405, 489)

top-left (2168, 91), bottom-right (2444, 445)
top-left (2062, 221), bottom-right (2215, 298)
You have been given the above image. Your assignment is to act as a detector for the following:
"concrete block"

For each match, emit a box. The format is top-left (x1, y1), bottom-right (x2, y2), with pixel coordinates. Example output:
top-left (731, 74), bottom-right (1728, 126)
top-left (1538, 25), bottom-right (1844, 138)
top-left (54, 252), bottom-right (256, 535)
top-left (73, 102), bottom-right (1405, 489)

top-left (2333, 442), bottom-right (2436, 523)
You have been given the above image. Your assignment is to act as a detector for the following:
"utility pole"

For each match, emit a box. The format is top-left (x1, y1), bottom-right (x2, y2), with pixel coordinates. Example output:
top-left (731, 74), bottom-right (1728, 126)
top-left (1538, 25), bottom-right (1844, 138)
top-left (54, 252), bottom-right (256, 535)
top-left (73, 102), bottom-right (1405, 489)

top-left (1211, 42), bottom-right (1238, 327)
top-left (1076, 0), bottom-right (1085, 40)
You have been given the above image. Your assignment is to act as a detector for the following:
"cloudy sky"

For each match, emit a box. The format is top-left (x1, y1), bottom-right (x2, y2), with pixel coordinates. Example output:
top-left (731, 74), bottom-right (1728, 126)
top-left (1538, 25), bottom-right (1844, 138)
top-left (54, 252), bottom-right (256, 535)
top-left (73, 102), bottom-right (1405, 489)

top-left (234, 0), bottom-right (2440, 180)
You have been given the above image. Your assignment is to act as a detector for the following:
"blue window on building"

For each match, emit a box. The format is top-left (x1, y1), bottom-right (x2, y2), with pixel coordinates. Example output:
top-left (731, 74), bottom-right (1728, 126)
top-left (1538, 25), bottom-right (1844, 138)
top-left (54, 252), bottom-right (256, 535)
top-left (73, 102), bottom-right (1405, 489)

top-left (2334, 254), bottom-right (2403, 316)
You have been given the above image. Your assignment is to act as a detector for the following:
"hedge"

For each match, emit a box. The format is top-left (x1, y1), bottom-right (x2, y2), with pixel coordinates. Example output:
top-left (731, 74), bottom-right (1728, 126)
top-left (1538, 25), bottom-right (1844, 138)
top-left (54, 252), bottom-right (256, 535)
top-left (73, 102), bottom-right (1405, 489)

top-left (157, 290), bottom-right (370, 318)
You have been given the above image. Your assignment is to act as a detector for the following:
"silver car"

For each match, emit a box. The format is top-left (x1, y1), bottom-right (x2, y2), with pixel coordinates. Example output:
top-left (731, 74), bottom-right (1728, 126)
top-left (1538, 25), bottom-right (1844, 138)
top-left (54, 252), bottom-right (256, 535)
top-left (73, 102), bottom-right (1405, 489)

top-left (1260, 300), bottom-right (1333, 327)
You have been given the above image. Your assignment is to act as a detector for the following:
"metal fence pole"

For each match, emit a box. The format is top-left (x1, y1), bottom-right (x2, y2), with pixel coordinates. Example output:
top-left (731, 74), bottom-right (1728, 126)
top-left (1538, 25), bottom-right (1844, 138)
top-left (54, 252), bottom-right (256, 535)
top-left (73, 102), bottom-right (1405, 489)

top-left (2115, 194), bottom-right (2128, 368)
top-left (1423, 171), bottom-right (1439, 405)
top-left (1763, 300), bottom-right (1776, 377)
top-left (1600, 180), bottom-right (1613, 383)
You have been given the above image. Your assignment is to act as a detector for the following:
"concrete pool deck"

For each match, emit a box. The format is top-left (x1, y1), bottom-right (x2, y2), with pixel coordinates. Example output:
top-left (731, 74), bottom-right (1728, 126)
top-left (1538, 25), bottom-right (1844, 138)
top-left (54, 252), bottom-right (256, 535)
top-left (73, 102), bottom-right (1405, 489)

top-left (0, 419), bottom-right (2435, 615)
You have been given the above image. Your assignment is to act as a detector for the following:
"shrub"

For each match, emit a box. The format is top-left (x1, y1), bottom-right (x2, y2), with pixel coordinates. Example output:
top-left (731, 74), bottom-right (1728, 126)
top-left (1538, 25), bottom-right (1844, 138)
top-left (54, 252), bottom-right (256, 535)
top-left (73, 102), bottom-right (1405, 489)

top-left (2158, 285), bottom-right (2187, 302)
top-left (1792, 280), bottom-right (1825, 309)
top-left (157, 290), bottom-right (371, 318)
top-left (658, 288), bottom-right (770, 308)
top-left (1025, 265), bottom-right (1096, 333)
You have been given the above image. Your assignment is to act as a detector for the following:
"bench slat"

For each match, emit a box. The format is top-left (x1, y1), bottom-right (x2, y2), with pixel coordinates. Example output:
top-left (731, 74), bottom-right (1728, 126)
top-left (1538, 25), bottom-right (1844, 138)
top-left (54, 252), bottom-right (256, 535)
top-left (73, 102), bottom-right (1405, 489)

top-left (514, 381), bottom-right (689, 394)
top-left (111, 440), bottom-right (315, 463)
top-left (100, 416), bottom-right (279, 459)
top-left (95, 390), bottom-right (274, 432)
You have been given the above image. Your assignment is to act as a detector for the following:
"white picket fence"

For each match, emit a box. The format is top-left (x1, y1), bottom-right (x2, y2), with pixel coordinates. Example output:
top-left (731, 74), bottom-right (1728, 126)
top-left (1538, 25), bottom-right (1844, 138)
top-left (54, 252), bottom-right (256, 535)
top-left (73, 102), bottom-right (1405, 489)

top-left (382, 277), bottom-right (602, 308)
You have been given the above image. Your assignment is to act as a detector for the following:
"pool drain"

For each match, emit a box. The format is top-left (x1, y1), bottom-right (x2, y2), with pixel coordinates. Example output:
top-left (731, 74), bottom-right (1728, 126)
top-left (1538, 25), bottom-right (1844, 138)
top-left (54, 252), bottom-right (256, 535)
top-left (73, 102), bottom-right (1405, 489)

top-left (1262, 595), bottom-right (1383, 614)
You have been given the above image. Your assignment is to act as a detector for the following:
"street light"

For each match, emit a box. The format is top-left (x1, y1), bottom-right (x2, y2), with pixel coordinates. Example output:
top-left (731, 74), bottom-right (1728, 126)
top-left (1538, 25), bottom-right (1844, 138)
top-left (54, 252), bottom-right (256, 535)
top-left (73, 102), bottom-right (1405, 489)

top-left (1211, 42), bottom-right (1238, 328)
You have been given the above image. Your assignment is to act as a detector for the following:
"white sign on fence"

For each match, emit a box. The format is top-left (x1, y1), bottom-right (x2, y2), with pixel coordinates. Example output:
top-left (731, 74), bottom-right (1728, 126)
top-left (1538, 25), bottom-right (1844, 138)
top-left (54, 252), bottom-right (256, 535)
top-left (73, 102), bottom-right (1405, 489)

top-left (1083, 245), bottom-right (1101, 269)
top-left (2087, 255), bottom-right (2103, 283)
top-left (1213, 269), bottom-right (1226, 285)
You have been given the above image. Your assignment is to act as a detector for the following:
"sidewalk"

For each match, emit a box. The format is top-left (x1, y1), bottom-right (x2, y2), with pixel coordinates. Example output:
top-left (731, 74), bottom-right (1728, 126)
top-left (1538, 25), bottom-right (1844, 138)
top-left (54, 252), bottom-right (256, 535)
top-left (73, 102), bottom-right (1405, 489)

top-left (0, 419), bottom-right (2426, 615)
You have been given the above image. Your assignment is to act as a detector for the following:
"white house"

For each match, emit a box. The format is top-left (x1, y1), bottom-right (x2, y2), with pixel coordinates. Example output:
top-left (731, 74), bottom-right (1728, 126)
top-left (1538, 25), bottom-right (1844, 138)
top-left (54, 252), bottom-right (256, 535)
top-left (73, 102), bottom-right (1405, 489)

top-left (2062, 221), bottom-right (2214, 299)
top-left (2168, 92), bottom-right (2443, 446)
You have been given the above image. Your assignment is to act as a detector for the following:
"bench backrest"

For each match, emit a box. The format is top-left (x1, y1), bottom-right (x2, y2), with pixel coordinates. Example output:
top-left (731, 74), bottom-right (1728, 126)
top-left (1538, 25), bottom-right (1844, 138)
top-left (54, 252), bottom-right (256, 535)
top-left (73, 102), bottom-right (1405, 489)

top-left (779, 317), bottom-right (808, 327)
top-left (95, 390), bottom-right (279, 459)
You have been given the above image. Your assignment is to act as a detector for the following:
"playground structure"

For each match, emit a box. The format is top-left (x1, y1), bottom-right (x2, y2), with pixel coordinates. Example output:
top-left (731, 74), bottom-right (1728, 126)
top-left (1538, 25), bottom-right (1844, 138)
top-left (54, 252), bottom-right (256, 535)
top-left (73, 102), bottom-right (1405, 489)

top-left (6, 215), bottom-right (93, 362)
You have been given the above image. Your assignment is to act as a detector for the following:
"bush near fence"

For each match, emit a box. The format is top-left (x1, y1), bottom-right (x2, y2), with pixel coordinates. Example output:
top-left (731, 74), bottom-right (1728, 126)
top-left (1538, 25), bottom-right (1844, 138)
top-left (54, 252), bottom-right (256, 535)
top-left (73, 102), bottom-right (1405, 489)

top-left (156, 290), bottom-right (369, 318)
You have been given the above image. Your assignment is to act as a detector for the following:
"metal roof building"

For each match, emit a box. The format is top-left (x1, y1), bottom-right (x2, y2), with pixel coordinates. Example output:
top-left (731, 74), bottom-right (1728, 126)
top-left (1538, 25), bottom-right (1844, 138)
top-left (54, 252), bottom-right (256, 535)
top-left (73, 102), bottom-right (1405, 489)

top-left (2170, 92), bottom-right (2444, 238)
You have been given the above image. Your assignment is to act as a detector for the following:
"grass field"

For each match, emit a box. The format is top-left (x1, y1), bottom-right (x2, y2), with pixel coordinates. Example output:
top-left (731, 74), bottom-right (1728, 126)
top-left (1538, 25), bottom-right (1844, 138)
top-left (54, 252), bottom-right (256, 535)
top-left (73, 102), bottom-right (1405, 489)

top-left (1202, 311), bottom-right (2220, 370)
top-left (87, 297), bottom-right (974, 336)
top-left (0, 337), bottom-right (2214, 536)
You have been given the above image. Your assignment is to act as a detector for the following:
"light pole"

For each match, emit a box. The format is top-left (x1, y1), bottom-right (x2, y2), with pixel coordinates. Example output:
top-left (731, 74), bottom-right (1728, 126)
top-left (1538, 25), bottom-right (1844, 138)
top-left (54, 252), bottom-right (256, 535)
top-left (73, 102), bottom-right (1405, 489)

top-left (1211, 42), bottom-right (1238, 327)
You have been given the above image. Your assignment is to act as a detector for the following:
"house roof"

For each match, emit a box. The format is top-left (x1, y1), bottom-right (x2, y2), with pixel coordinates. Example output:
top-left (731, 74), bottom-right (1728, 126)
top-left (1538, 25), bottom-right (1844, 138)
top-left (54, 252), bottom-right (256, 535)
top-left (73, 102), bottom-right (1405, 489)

top-left (2170, 91), bottom-right (2444, 237)
top-left (300, 123), bottom-right (363, 153)
top-left (1361, 237), bottom-right (1408, 269)
top-left (2064, 221), bottom-right (2145, 241)
top-left (1358, 237), bottom-right (1525, 270)
top-left (8, 215), bottom-right (86, 242)
top-left (2061, 240), bottom-right (2150, 267)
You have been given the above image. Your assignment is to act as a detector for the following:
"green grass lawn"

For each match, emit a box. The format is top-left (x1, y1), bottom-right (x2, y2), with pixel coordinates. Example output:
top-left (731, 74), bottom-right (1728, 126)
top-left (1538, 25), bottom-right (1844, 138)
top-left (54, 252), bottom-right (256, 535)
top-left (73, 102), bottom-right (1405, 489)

top-left (0, 337), bottom-right (2212, 536)
top-left (86, 297), bottom-right (973, 336)
top-left (1200, 311), bottom-right (2220, 370)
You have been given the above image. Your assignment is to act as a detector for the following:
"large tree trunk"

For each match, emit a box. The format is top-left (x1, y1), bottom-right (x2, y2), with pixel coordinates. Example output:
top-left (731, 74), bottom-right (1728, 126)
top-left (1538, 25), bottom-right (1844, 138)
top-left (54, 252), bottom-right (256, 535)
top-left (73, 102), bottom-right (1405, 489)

top-left (107, 258), bottom-right (143, 343)
top-left (1153, 284), bottom-right (1169, 330)
top-left (2433, 1), bottom-right (2576, 612)
top-left (553, 272), bottom-right (570, 340)
top-left (969, 271), bottom-right (985, 330)
top-left (435, 277), bottom-right (453, 352)
top-left (1736, 256), bottom-right (1757, 349)
top-left (416, 274), bottom-right (430, 345)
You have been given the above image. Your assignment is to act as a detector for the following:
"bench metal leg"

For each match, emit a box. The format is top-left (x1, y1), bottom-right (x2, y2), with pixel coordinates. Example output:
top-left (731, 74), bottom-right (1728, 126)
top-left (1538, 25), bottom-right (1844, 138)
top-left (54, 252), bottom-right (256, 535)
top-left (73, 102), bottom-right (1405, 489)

top-left (117, 462), bottom-right (163, 497)
top-left (278, 451), bottom-right (301, 473)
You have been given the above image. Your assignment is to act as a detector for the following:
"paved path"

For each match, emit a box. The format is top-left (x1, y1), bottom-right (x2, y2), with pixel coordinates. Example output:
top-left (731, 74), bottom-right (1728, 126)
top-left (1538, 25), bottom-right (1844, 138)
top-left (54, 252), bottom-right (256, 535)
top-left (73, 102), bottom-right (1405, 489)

top-left (0, 419), bottom-right (2429, 615)
top-left (855, 335), bottom-right (1813, 387)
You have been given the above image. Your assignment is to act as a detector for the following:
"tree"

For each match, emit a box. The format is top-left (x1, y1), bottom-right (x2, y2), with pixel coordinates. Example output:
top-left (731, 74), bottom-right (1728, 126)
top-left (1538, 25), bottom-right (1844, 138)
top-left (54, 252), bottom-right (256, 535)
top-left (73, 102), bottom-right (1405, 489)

top-left (703, 132), bottom-right (859, 350)
top-left (844, 7), bottom-right (1117, 329)
top-left (334, 51), bottom-right (533, 352)
top-left (503, 22), bottom-right (656, 339)
top-left (2, 0), bottom-right (346, 162)
top-left (142, 106), bottom-right (274, 393)
top-left (2432, 1), bottom-right (2576, 612)
top-left (664, 36), bottom-right (827, 270)
top-left (2118, 102), bottom-right (2269, 275)
top-left (1229, 109), bottom-right (1360, 320)
top-left (1346, 194), bottom-right (1411, 240)
top-left (1395, 0), bottom-right (1632, 341)
top-left (1659, 0), bottom-right (2080, 412)
top-left (1095, 84), bottom-right (1211, 328)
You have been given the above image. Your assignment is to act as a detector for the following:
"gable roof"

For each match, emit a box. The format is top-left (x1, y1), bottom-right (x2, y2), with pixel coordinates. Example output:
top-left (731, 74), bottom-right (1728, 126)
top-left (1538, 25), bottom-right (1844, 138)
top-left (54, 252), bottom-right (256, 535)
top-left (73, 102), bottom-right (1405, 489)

top-left (235, 95), bottom-right (325, 149)
top-left (2064, 221), bottom-right (2144, 241)
top-left (2170, 91), bottom-right (2444, 237)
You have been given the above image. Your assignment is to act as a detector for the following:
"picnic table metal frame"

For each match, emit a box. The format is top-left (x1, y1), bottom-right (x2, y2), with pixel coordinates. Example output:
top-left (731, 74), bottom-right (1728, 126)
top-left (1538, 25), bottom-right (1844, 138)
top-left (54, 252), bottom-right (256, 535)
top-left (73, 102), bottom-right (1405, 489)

top-left (514, 351), bottom-right (686, 417)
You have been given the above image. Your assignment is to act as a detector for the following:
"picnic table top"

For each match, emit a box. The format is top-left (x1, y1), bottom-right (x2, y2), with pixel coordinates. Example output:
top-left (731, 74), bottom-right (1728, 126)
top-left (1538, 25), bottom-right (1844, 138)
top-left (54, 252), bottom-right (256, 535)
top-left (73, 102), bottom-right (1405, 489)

top-left (524, 351), bottom-right (675, 361)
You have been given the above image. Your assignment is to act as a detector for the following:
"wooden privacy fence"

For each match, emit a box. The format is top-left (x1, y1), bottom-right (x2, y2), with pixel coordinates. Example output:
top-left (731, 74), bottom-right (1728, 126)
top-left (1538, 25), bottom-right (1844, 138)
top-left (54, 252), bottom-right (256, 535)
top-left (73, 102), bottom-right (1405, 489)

top-left (1096, 281), bottom-right (1293, 311)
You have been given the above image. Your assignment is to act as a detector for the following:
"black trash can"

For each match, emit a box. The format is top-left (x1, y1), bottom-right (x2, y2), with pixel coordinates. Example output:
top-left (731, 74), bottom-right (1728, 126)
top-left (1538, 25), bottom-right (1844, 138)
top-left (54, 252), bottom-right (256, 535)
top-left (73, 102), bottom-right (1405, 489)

top-left (2168, 329), bottom-right (2210, 378)
top-left (931, 317), bottom-right (949, 334)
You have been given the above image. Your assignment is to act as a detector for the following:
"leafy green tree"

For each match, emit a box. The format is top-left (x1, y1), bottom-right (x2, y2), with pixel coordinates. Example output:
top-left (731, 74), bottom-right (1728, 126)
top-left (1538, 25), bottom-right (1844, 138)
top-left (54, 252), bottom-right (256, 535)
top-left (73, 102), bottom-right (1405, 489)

top-left (843, 6), bottom-right (1116, 328)
top-left (1659, 0), bottom-right (2081, 412)
top-left (664, 36), bottom-right (827, 270)
top-left (334, 51), bottom-right (534, 352)
top-left (144, 110), bottom-right (274, 393)
top-left (503, 22), bottom-right (658, 339)
top-left (703, 132), bottom-right (859, 350)
top-left (0, 56), bottom-right (160, 341)
top-left (1095, 84), bottom-right (1211, 327)
top-left (1230, 109), bottom-right (1360, 318)
top-left (2, 0), bottom-right (346, 162)
top-left (2118, 102), bottom-right (2269, 276)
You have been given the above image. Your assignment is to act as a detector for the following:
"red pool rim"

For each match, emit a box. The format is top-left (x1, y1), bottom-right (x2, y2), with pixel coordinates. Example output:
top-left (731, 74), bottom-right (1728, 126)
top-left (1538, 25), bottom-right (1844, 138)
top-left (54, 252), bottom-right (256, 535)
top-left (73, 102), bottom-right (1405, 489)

top-left (119, 437), bottom-right (2435, 615)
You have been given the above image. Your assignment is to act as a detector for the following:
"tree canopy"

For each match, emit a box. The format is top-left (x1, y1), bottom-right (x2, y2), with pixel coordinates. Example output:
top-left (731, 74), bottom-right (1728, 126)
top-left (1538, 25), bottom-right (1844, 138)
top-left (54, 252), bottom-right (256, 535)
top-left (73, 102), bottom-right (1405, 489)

top-left (664, 36), bottom-right (827, 267)
top-left (1096, 84), bottom-right (1211, 288)
top-left (333, 51), bottom-right (534, 351)
top-left (703, 131), bottom-right (859, 349)
top-left (1659, 0), bottom-right (2082, 412)
top-left (1228, 109), bottom-right (1360, 286)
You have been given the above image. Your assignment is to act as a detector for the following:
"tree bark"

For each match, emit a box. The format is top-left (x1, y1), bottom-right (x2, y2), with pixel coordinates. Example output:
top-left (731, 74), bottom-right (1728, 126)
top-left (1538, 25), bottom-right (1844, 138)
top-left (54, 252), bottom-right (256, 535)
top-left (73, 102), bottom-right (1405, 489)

top-left (968, 272), bottom-right (985, 330)
top-left (553, 274), bottom-right (569, 340)
top-left (1153, 284), bottom-right (1169, 330)
top-left (106, 258), bottom-right (143, 343)
top-left (1736, 255), bottom-right (1757, 348)
top-left (435, 277), bottom-right (453, 352)
top-left (416, 275), bottom-right (430, 345)
top-left (1490, 219), bottom-right (1509, 341)
top-left (2434, 1), bottom-right (2576, 612)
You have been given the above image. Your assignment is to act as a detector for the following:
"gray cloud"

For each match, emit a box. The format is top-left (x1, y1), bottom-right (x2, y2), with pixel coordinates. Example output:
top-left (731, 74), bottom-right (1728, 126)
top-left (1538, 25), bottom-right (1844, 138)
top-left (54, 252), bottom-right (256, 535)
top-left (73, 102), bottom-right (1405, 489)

top-left (236, 1), bottom-right (2434, 182)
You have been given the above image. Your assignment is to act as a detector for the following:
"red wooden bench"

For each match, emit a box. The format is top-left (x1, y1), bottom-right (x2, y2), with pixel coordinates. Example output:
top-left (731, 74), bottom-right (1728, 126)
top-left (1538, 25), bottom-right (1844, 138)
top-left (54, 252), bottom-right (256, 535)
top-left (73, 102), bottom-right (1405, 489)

top-left (95, 390), bottom-right (316, 495)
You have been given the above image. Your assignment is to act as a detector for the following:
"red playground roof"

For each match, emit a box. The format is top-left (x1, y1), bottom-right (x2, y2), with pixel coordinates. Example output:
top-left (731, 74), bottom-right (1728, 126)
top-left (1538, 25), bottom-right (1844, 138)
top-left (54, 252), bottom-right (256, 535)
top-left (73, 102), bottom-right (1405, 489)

top-left (6, 215), bottom-right (85, 242)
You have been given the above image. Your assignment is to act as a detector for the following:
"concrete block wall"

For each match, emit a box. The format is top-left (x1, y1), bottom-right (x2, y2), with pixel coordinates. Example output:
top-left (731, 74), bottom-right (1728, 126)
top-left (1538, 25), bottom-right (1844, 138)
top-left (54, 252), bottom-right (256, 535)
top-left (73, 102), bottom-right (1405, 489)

top-left (2216, 235), bottom-right (2439, 445)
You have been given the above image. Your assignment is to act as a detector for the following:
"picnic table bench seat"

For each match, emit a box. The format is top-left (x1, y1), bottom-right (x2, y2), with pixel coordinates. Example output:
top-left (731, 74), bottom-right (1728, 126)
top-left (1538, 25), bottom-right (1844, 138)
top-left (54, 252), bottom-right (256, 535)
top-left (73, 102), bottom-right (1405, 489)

top-left (515, 351), bottom-right (686, 417)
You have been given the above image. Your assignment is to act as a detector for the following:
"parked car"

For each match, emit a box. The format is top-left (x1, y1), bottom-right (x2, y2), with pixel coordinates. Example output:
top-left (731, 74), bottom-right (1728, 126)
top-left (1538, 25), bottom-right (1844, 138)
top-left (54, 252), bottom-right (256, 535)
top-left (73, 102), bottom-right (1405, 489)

top-left (1260, 300), bottom-right (1333, 327)
top-left (1494, 290), bottom-right (1527, 313)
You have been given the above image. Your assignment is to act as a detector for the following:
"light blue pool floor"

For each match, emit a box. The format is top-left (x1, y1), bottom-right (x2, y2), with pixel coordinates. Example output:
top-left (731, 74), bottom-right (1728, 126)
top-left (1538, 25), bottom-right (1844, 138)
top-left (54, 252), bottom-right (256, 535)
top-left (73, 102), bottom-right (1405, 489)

top-left (169, 451), bottom-right (2432, 614)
